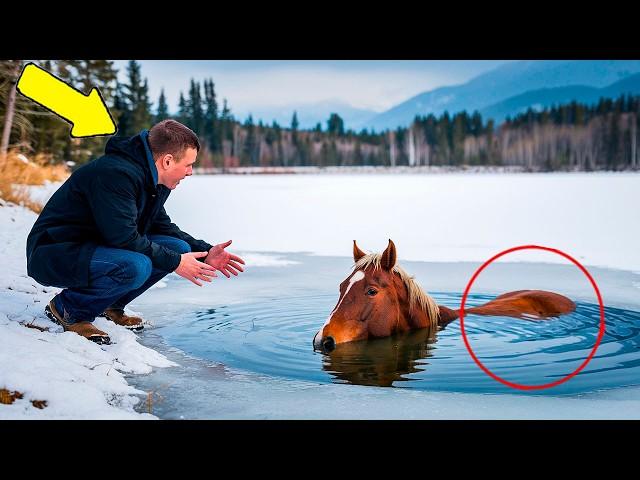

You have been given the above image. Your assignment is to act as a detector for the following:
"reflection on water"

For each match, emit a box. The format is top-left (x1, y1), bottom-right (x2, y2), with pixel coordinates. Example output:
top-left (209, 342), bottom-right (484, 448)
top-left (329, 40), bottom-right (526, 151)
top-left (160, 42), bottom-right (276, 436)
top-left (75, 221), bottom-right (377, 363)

top-left (321, 328), bottom-right (438, 387)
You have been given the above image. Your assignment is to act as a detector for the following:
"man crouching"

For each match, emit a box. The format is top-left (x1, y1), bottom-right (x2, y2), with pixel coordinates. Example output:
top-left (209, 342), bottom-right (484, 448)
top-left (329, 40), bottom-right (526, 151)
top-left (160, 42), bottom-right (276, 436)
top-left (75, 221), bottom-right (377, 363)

top-left (26, 120), bottom-right (245, 345)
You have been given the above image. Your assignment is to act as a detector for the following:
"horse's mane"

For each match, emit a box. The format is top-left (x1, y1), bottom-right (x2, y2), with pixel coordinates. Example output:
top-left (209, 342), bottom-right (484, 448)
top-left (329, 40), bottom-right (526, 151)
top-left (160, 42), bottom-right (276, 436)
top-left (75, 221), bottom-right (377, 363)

top-left (354, 253), bottom-right (440, 328)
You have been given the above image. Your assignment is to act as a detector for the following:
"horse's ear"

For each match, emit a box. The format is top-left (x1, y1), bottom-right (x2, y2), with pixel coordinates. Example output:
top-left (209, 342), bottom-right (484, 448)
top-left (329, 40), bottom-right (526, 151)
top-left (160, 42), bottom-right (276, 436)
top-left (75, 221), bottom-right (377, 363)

top-left (381, 239), bottom-right (397, 270)
top-left (353, 240), bottom-right (366, 263)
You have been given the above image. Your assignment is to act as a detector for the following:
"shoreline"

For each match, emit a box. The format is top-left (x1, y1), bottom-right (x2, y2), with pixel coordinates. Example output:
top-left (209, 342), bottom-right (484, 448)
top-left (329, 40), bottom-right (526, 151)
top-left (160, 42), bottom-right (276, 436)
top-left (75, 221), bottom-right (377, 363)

top-left (194, 165), bottom-right (640, 175)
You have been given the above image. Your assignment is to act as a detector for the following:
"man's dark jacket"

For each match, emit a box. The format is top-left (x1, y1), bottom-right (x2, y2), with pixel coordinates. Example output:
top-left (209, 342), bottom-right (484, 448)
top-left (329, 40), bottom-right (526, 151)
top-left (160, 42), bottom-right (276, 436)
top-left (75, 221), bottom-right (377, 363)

top-left (26, 130), bottom-right (213, 288)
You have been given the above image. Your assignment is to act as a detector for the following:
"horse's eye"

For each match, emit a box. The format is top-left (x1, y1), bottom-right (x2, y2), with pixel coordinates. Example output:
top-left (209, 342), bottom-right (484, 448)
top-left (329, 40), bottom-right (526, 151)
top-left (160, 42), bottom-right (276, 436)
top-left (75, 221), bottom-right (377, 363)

top-left (366, 288), bottom-right (378, 297)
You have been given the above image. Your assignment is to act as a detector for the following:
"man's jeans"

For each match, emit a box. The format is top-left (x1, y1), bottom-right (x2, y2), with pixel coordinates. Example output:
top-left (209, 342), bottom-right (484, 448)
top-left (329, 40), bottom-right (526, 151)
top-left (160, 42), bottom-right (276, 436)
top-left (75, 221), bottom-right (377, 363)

top-left (57, 235), bottom-right (190, 322)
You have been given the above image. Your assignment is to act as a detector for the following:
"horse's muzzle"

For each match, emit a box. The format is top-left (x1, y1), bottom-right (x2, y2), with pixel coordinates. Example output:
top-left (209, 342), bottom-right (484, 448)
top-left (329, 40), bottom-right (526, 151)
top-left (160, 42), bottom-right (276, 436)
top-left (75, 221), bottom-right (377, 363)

top-left (313, 331), bottom-right (336, 352)
top-left (321, 336), bottom-right (336, 352)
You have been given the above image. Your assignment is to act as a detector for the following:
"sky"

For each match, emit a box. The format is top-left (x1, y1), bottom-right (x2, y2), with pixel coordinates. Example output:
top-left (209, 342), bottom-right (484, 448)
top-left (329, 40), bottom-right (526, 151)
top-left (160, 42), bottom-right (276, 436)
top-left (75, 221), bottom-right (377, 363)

top-left (111, 60), bottom-right (513, 123)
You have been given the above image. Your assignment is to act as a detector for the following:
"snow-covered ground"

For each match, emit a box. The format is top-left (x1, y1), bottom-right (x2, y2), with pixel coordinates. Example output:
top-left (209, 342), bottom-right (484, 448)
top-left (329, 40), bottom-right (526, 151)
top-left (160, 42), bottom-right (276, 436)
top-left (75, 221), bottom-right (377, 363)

top-left (0, 184), bottom-right (177, 419)
top-left (2, 173), bottom-right (639, 419)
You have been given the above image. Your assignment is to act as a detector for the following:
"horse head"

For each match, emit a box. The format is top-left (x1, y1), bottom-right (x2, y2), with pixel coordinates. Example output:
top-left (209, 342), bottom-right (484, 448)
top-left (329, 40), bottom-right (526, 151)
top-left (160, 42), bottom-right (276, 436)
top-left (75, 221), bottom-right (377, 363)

top-left (313, 239), bottom-right (440, 352)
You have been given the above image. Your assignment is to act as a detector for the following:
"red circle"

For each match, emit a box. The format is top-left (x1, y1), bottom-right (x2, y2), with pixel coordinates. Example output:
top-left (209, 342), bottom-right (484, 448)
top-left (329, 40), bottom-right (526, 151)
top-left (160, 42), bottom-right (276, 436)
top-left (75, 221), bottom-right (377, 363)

top-left (460, 245), bottom-right (605, 391)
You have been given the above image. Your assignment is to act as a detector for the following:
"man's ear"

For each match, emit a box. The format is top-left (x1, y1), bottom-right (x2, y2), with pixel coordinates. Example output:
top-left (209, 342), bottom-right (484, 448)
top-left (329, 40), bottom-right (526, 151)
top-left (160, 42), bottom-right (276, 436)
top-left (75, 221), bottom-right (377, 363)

top-left (161, 153), bottom-right (173, 169)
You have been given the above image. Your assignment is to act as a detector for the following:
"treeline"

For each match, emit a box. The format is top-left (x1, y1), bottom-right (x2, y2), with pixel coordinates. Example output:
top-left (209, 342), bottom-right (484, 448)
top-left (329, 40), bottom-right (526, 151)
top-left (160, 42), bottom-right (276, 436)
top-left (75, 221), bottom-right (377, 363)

top-left (398, 97), bottom-right (640, 170)
top-left (1, 60), bottom-right (639, 171)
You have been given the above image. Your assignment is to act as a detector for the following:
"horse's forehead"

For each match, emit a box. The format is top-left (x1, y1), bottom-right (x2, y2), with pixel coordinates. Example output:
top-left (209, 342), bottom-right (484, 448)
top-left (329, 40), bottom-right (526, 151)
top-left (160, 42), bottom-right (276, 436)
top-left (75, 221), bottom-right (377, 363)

top-left (345, 266), bottom-right (385, 281)
top-left (347, 269), bottom-right (365, 284)
top-left (339, 268), bottom-right (363, 286)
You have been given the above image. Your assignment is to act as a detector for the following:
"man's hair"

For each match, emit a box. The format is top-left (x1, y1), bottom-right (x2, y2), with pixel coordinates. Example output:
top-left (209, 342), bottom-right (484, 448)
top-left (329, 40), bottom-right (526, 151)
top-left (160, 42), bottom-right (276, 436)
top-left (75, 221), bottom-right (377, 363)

top-left (148, 119), bottom-right (200, 161)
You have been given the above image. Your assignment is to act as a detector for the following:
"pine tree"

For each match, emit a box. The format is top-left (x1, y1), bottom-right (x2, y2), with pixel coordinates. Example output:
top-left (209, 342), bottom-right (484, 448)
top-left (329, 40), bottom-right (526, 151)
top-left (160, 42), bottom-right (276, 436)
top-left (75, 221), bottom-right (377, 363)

top-left (204, 79), bottom-right (219, 152)
top-left (177, 92), bottom-right (188, 125)
top-left (73, 60), bottom-right (118, 104)
top-left (289, 111), bottom-right (299, 164)
top-left (156, 88), bottom-right (169, 122)
top-left (394, 127), bottom-right (407, 165)
top-left (215, 98), bottom-right (230, 159)
top-left (243, 114), bottom-right (257, 166)
top-left (187, 79), bottom-right (204, 136)
top-left (327, 113), bottom-right (345, 136)
top-left (436, 112), bottom-right (451, 165)
top-left (452, 112), bottom-right (466, 165)
top-left (120, 60), bottom-right (153, 136)
top-left (471, 111), bottom-right (483, 136)
top-left (113, 83), bottom-right (131, 136)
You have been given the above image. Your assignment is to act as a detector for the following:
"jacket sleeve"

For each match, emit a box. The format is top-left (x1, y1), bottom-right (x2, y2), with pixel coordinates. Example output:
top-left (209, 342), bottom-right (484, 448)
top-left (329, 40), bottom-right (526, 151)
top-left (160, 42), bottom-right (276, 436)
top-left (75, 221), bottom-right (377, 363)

top-left (88, 172), bottom-right (182, 272)
top-left (149, 206), bottom-right (214, 254)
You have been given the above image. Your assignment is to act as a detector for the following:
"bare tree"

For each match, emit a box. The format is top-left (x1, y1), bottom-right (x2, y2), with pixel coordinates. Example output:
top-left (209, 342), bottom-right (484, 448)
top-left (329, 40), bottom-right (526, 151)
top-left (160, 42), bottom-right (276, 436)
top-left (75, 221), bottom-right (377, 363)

top-left (0, 60), bottom-right (24, 163)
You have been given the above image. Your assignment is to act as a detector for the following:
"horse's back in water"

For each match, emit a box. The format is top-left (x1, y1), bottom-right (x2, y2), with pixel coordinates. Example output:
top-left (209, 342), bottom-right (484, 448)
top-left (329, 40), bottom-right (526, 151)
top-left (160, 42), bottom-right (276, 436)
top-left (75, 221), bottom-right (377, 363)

top-left (467, 289), bottom-right (576, 320)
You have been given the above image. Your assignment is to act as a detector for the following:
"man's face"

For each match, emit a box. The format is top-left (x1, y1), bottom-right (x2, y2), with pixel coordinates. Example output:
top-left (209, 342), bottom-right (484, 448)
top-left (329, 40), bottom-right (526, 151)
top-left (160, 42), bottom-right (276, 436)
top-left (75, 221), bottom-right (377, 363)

top-left (157, 147), bottom-right (197, 190)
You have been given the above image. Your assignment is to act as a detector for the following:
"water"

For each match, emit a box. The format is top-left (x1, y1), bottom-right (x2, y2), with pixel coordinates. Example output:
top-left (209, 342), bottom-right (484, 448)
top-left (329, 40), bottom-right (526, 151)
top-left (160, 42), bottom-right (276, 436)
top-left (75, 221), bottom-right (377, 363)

top-left (128, 253), bottom-right (640, 415)
top-left (154, 290), bottom-right (640, 395)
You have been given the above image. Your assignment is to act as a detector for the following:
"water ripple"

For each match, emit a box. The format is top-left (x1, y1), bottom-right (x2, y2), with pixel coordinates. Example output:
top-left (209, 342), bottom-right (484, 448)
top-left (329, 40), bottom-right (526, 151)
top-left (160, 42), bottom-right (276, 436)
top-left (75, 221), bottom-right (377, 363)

top-left (157, 293), bottom-right (640, 395)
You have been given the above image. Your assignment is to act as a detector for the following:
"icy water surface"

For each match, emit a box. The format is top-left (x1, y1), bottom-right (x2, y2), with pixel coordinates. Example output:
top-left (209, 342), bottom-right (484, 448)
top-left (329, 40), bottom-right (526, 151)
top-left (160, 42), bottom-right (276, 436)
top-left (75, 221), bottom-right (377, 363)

top-left (156, 292), bottom-right (640, 394)
top-left (130, 254), bottom-right (640, 407)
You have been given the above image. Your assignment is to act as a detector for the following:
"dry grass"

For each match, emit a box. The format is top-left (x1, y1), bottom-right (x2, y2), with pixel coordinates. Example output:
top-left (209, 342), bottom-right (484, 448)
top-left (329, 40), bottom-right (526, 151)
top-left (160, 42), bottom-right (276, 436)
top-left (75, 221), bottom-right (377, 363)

top-left (31, 399), bottom-right (48, 409)
top-left (0, 150), bottom-right (69, 213)
top-left (0, 388), bottom-right (24, 404)
top-left (0, 388), bottom-right (48, 409)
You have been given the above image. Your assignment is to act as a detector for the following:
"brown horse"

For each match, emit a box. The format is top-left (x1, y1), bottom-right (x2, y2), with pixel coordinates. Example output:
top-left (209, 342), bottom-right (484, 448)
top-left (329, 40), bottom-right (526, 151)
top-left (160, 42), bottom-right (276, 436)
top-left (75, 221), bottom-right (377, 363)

top-left (313, 239), bottom-right (576, 352)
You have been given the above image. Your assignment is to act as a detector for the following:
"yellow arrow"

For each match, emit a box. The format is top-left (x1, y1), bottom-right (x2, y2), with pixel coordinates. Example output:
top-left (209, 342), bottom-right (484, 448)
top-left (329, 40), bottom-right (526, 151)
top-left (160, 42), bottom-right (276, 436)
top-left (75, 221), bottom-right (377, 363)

top-left (16, 62), bottom-right (117, 138)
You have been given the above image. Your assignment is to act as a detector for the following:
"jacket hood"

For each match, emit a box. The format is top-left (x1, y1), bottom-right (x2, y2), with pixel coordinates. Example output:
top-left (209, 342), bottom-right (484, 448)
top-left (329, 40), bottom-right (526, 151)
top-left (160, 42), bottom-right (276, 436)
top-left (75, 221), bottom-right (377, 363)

top-left (104, 130), bottom-right (158, 189)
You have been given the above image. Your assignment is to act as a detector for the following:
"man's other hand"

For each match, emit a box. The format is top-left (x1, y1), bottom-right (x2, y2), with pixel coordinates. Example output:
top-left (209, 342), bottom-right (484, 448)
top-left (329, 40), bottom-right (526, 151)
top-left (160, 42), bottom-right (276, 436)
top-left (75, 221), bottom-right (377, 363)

top-left (204, 240), bottom-right (246, 278)
top-left (175, 251), bottom-right (218, 286)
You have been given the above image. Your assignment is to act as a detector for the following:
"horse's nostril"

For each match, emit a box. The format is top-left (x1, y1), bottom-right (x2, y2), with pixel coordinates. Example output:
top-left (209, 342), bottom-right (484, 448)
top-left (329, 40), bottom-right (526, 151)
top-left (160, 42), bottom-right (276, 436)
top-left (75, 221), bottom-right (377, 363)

top-left (322, 336), bottom-right (336, 352)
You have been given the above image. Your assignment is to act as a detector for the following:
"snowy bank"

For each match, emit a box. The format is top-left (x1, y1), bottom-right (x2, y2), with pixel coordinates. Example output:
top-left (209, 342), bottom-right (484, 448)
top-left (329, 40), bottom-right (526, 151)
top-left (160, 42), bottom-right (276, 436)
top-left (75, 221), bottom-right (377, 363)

top-left (0, 187), bottom-right (177, 419)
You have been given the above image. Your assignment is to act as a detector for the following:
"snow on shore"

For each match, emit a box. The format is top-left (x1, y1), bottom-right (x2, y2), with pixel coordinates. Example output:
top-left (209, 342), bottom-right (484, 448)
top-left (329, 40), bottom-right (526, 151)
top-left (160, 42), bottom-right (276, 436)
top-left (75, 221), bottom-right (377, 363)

top-left (0, 186), bottom-right (176, 419)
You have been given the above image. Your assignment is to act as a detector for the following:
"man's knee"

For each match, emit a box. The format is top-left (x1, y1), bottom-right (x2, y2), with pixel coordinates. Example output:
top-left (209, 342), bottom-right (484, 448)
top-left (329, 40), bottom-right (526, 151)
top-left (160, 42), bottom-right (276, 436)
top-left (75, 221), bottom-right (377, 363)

top-left (119, 255), bottom-right (152, 289)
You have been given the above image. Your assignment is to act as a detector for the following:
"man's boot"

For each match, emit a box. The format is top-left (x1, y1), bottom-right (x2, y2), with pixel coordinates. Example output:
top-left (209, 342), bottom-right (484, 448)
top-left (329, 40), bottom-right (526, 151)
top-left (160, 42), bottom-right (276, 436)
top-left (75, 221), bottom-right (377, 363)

top-left (101, 308), bottom-right (144, 332)
top-left (45, 297), bottom-right (111, 345)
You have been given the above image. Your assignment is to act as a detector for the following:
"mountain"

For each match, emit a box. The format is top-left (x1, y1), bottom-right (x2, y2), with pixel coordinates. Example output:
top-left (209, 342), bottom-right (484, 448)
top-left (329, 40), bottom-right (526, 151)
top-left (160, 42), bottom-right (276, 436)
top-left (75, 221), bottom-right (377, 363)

top-left (363, 60), bottom-right (640, 131)
top-left (479, 73), bottom-right (640, 123)
top-left (237, 100), bottom-right (378, 131)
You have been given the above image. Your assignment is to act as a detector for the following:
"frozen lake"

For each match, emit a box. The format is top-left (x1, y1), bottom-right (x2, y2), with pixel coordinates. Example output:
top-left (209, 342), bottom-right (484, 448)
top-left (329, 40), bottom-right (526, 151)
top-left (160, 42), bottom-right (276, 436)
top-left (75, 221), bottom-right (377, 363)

top-left (127, 173), bottom-right (640, 418)
top-left (165, 172), bottom-right (640, 272)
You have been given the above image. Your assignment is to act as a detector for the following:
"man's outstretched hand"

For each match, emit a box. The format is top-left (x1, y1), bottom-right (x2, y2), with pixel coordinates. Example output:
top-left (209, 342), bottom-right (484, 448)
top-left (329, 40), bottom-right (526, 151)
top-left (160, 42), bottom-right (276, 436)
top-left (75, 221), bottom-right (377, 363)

top-left (175, 251), bottom-right (218, 286)
top-left (204, 240), bottom-right (245, 278)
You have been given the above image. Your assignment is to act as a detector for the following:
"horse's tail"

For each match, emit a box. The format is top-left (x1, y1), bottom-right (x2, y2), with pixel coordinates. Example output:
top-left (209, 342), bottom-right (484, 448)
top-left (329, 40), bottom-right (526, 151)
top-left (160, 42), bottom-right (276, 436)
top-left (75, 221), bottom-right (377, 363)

top-left (438, 290), bottom-right (576, 327)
